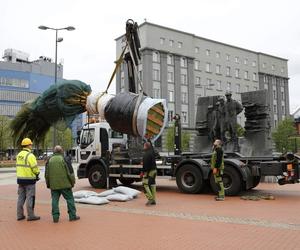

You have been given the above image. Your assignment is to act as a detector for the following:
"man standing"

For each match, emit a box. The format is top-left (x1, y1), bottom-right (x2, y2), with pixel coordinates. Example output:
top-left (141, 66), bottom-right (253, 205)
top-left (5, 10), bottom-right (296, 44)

top-left (45, 145), bottom-right (79, 223)
top-left (16, 138), bottom-right (40, 221)
top-left (141, 141), bottom-right (157, 206)
top-left (224, 92), bottom-right (243, 151)
top-left (211, 139), bottom-right (225, 201)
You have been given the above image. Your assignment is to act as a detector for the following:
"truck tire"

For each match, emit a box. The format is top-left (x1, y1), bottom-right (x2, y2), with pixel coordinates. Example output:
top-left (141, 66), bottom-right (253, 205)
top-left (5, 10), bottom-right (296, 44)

top-left (88, 164), bottom-right (107, 188)
top-left (252, 176), bottom-right (261, 189)
top-left (119, 178), bottom-right (135, 186)
top-left (176, 164), bottom-right (204, 194)
top-left (210, 166), bottom-right (241, 196)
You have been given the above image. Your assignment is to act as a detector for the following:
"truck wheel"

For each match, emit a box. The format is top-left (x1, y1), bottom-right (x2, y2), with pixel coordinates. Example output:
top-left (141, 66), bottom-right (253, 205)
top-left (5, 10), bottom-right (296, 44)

top-left (210, 166), bottom-right (241, 196)
top-left (176, 164), bottom-right (204, 194)
top-left (119, 178), bottom-right (135, 186)
top-left (252, 176), bottom-right (261, 189)
top-left (88, 164), bottom-right (107, 188)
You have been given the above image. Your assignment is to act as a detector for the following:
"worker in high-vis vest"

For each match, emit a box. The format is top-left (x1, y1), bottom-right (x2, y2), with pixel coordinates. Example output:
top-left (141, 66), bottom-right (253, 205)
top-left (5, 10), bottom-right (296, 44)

top-left (16, 138), bottom-right (41, 221)
top-left (211, 139), bottom-right (225, 201)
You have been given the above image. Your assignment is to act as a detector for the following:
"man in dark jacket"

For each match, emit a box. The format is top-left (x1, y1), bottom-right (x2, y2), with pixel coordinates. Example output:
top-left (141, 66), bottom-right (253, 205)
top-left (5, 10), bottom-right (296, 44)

top-left (210, 139), bottom-right (225, 201)
top-left (141, 141), bottom-right (157, 206)
top-left (45, 145), bottom-right (80, 223)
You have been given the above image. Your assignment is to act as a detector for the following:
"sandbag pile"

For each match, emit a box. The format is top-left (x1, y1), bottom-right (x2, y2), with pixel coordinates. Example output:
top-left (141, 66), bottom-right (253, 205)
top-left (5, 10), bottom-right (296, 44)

top-left (74, 186), bottom-right (141, 205)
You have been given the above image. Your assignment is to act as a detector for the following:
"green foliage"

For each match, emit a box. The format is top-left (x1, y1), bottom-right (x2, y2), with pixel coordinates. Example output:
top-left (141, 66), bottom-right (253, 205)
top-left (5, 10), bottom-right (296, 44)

top-left (272, 118), bottom-right (297, 153)
top-left (43, 125), bottom-right (73, 151)
top-left (165, 125), bottom-right (191, 152)
top-left (0, 116), bottom-right (11, 159)
top-left (237, 124), bottom-right (245, 137)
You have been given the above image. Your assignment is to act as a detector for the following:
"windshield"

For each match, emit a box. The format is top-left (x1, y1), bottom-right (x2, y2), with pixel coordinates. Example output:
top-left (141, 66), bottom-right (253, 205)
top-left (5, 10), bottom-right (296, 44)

top-left (80, 128), bottom-right (95, 148)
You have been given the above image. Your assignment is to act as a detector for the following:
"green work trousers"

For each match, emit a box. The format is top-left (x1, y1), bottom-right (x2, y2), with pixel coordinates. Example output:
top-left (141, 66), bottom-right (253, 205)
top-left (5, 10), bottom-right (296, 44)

top-left (142, 169), bottom-right (157, 202)
top-left (214, 170), bottom-right (225, 198)
top-left (51, 188), bottom-right (76, 221)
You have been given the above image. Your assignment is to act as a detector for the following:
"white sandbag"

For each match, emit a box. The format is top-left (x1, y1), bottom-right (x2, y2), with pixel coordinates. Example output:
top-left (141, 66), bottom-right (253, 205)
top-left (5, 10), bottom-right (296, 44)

top-left (73, 190), bottom-right (98, 199)
top-left (75, 196), bottom-right (109, 205)
top-left (113, 186), bottom-right (141, 198)
top-left (106, 193), bottom-right (133, 202)
top-left (96, 189), bottom-right (116, 197)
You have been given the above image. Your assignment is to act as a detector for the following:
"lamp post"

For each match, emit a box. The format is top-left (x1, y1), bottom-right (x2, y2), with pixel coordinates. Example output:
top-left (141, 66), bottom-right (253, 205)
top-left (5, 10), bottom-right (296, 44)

top-left (38, 25), bottom-right (75, 147)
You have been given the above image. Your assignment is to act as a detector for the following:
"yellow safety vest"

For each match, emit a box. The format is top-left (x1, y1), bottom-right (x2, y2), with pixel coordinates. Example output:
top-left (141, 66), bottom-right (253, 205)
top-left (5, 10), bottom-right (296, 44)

top-left (16, 148), bottom-right (40, 184)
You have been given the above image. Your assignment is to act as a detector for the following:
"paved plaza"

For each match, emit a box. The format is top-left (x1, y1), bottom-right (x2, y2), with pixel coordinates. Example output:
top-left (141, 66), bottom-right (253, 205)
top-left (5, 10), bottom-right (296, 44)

top-left (0, 167), bottom-right (299, 250)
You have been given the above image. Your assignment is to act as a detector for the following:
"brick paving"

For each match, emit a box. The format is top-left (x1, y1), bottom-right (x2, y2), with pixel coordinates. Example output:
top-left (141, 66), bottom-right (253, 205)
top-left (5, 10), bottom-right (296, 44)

top-left (0, 177), bottom-right (300, 250)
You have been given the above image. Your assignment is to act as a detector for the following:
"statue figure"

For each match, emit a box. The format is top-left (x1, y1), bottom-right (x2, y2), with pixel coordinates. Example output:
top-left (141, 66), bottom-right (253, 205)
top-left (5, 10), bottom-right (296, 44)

top-left (224, 92), bottom-right (243, 151)
top-left (207, 105), bottom-right (214, 143)
top-left (216, 97), bottom-right (226, 143)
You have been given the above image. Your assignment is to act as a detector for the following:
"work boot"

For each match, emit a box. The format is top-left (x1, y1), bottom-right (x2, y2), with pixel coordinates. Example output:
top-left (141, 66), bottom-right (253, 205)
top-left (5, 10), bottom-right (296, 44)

top-left (53, 218), bottom-right (59, 223)
top-left (215, 196), bottom-right (225, 201)
top-left (27, 215), bottom-right (41, 221)
top-left (17, 215), bottom-right (26, 221)
top-left (146, 200), bottom-right (156, 206)
top-left (69, 216), bottom-right (80, 221)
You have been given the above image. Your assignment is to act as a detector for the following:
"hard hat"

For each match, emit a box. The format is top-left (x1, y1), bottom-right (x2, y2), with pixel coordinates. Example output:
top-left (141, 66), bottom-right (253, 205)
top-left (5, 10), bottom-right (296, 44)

top-left (21, 138), bottom-right (33, 146)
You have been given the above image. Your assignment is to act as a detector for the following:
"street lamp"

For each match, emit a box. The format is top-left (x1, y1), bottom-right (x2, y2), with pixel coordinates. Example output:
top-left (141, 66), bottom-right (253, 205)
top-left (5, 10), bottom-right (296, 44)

top-left (38, 25), bottom-right (75, 147)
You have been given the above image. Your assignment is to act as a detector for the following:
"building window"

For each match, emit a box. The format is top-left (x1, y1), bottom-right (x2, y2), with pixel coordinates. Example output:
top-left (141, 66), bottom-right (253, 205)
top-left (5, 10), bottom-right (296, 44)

top-left (226, 54), bottom-right (230, 61)
top-left (216, 80), bottom-right (221, 90)
top-left (226, 66), bottom-right (231, 76)
top-left (168, 110), bottom-right (174, 122)
top-left (227, 82), bottom-right (231, 91)
top-left (167, 54), bottom-right (174, 65)
top-left (195, 47), bottom-right (199, 53)
top-left (246, 85), bottom-right (249, 92)
top-left (274, 104), bottom-right (277, 113)
top-left (244, 71), bottom-right (248, 80)
top-left (169, 39), bottom-right (174, 47)
top-left (262, 62), bottom-right (266, 68)
top-left (167, 71), bottom-right (174, 82)
top-left (160, 37), bottom-right (165, 44)
top-left (153, 51), bottom-right (160, 62)
top-left (281, 91), bottom-right (285, 100)
top-left (253, 86), bottom-right (258, 91)
top-left (216, 52), bottom-right (220, 58)
top-left (195, 76), bottom-right (201, 86)
top-left (272, 65), bottom-right (275, 71)
top-left (273, 90), bottom-right (277, 99)
top-left (216, 65), bottom-right (221, 74)
top-left (252, 61), bottom-right (256, 67)
top-left (153, 69), bottom-right (160, 81)
top-left (264, 83), bottom-right (268, 90)
top-left (181, 111), bottom-right (188, 123)
top-left (0, 77), bottom-right (29, 88)
top-left (206, 63), bottom-right (211, 72)
top-left (253, 73), bottom-right (257, 81)
top-left (194, 60), bottom-right (200, 70)
top-left (274, 119), bottom-right (277, 127)
top-left (206, 49), bottom-right (210, 56)
top-left (282, 105), bottom-right (285, 115)
top-left (168, 90), bottom-right (174, 102)
top-left (235, 56), bottom-right (239, 63)
top-left (153, 88), bottom-right (160, 98)
top-left (281, 67), bottom-right (284, 73)
top-left (181, 74), bottom-right (187, 85)
top-left (178, 41), bottom-right (183, 48)
top-left (180, 57), bottom-right (187, 67)
top-left (207, 78), bottom-right (212, 86)
top-left (244, 59), bottom-right (248, 65)
top-left (181, 92), bottom-right (188, 104)
top-left (236, 83), bottom-right (240, 93)
top-left (235, 69), bottom-right (239, 78)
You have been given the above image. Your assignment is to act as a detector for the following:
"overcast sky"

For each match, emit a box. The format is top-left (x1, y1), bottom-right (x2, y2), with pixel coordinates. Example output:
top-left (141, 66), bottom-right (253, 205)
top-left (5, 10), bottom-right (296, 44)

top-left (1, 0), bottom-right (300, 113)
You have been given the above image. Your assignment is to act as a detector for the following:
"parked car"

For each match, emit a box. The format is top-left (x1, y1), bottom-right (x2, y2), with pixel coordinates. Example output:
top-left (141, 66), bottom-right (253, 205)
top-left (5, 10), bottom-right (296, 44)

top-left (38, 152), bottom-right (53, 160)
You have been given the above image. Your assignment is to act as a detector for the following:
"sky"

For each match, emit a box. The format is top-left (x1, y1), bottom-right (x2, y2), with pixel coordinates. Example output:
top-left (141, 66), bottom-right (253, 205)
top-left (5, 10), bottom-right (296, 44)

top-left (1, 0), bottom-right (300, 113)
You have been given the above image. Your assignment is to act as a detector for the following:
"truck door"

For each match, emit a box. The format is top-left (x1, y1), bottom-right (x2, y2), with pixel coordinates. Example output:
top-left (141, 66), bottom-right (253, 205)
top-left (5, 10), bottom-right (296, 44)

top-left (100, 128), bottom-right (109, 156)
top-left (79, 128), bottom-right (96, 163)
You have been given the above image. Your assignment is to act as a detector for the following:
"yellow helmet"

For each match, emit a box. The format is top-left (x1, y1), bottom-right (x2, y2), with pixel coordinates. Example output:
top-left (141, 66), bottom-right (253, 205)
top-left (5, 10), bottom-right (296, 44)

top-left (21, 138), bottom-right (33, 146)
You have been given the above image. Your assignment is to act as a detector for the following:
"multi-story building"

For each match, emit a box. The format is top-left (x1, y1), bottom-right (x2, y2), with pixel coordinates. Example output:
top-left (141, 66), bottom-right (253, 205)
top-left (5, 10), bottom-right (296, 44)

top-left (115, 22), bottom-right (289, 131)
top-left (0, 48), bottom-right (63, 117)
top-left (0, 48), bottom-right (83, 146)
